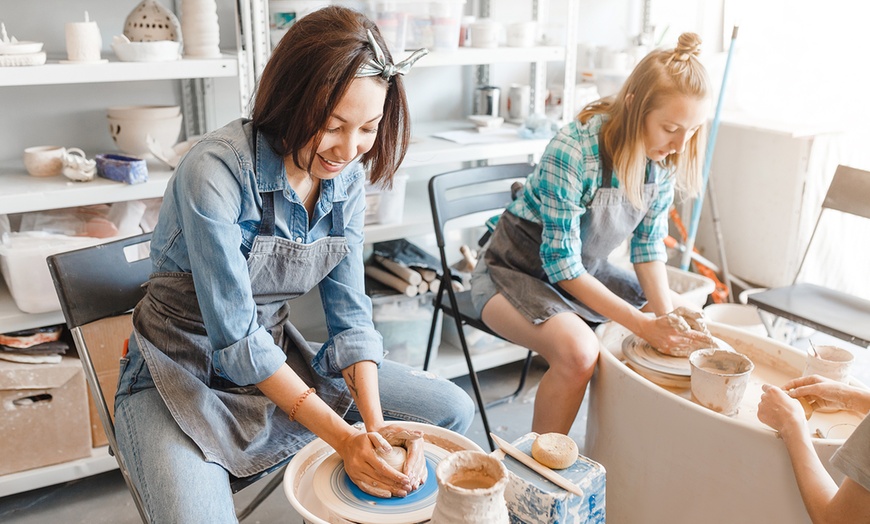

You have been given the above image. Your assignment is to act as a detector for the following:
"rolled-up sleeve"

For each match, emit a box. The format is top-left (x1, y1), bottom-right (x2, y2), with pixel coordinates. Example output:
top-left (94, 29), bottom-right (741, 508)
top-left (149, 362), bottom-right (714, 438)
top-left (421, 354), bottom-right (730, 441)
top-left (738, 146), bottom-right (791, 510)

top-left (629, 168), bottom-right (675, 264)
top-left (312, 173), bottom-right (384, 378)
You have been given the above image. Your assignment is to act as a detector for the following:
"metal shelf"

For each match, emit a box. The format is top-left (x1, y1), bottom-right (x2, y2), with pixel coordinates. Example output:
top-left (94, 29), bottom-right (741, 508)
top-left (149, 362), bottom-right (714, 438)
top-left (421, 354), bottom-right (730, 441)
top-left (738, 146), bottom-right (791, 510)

top-left (399, 46), bottom-right (566, 68)
top-left (0, 446), bottom-right (117, 498)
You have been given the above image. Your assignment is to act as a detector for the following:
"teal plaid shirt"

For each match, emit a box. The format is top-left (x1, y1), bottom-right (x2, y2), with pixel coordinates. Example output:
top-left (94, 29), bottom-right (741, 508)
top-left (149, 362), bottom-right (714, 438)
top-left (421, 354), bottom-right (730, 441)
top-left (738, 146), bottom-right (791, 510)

top-left (490, 114), bottom-right (675, 283)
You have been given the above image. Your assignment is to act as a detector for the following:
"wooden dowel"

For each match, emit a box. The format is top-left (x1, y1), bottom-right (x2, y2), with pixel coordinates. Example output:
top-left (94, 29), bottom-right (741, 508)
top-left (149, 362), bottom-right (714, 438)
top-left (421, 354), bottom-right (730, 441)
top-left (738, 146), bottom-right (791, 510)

top-left (374, 255), bottom-right (422, 285)
top-left (365, 265), bottom-right (417, 297)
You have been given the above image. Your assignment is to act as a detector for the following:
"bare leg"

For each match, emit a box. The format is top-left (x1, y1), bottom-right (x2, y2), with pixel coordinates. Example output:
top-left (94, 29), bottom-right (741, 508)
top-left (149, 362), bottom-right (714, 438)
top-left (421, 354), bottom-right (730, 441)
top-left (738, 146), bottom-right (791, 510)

top-left (481, 293), bottom-right (598, 434)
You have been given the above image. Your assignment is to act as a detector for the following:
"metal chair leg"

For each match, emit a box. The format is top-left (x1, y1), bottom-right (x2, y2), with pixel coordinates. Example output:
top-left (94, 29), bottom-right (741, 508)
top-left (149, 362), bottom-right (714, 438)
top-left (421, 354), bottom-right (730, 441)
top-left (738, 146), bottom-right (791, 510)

top-left (452, 316), bottom-right (496, 451)
top-left (236, 465), bottom-right (286, 521)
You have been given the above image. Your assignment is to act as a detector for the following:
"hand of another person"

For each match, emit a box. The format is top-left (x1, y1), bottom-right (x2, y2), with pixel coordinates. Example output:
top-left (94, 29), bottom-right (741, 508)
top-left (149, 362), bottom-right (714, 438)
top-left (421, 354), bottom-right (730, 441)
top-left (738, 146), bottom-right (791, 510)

top-left (639, 308), bottom-right (716, 356)
top-left (757, 383), bottom-right (807, 439)
top-left (781, 375), bottom-right (859, 413)
top-left (376, 425), bottom-right (427, 491)
top-left (337, 429), bottom-right (413, 498)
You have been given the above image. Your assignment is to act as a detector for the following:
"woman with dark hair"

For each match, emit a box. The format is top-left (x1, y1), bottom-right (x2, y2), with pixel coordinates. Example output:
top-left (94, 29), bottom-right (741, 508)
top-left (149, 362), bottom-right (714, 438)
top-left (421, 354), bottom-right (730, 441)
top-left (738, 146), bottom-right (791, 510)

top-left (113, 6), bottom-right (474, 521)
top-left (470, 33), bottom-right (716, 435)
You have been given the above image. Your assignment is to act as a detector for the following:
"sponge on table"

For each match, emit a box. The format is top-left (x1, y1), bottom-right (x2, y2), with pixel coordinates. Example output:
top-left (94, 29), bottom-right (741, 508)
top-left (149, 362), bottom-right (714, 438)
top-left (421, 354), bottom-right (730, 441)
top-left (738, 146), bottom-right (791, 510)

top-left (531, 432), bottom-right (579, 470)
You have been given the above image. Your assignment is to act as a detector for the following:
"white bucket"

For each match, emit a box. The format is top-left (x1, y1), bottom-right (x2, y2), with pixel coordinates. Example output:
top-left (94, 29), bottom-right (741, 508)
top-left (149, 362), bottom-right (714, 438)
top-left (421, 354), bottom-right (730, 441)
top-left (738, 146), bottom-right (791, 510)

top-left (703, 303), bottom-right (767, 337)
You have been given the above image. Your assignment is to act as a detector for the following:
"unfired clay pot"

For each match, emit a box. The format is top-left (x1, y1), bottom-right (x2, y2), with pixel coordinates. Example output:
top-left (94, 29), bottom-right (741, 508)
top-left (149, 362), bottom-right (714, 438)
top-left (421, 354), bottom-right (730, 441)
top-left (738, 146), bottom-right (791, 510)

top-left (430, 450), bottom-right (509, 524)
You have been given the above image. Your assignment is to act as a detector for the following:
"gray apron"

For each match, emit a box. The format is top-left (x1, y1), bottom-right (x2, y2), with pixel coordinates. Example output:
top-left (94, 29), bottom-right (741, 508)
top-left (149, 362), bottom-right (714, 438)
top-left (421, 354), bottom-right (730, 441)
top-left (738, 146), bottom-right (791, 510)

top-left (132, 141), bottom-right (352, 477)
top-left (483, 163), bottom-right (658, 325)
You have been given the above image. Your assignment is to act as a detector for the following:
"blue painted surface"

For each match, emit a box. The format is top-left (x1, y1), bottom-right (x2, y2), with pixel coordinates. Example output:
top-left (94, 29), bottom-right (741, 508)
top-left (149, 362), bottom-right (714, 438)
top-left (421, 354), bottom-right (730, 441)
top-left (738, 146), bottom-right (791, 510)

top-left (503, 433), bottom-right (606, 524)
top-left (95, 154), bottom-right (148, 185)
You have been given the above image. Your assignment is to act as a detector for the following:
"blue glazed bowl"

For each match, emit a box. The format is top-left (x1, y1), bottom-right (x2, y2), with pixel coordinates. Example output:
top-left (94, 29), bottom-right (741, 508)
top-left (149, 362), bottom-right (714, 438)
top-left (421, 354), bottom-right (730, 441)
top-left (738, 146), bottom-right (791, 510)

top-left (95, 154), bottom-right (148, 185)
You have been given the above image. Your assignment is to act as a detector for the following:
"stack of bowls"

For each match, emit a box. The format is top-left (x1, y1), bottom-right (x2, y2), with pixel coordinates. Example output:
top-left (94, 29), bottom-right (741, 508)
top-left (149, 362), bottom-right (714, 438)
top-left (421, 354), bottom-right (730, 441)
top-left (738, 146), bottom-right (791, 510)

top-left (106, 105), bottom-right (183, 158)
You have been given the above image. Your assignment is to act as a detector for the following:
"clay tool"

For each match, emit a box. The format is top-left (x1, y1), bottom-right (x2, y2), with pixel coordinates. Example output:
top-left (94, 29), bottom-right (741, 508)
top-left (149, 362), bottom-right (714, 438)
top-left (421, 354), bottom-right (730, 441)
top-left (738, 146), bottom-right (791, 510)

top-left (808, 339), bottom-right (818, 357)
top-left (490, 433), bottom-right (583, 496)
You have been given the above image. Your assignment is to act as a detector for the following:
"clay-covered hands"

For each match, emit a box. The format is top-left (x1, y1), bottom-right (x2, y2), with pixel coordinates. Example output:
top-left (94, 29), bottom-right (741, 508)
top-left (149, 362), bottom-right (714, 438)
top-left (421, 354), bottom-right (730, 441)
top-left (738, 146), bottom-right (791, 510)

top-left (643, 306), bottom-right (716, 356)
top-left (341, 425), bottom-right (426, 499)
top-left (757, 383), bottom-right (809, 439)
top-left (338, 426), bottom-right (417, 499)
top-left (376, 426), bottom-right (426, 490)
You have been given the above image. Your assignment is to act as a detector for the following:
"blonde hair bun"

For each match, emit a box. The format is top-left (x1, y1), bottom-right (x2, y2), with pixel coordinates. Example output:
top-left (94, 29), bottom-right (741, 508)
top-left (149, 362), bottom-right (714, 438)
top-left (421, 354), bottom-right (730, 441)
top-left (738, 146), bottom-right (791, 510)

top-left (672, 32), bottom-right (702, 62)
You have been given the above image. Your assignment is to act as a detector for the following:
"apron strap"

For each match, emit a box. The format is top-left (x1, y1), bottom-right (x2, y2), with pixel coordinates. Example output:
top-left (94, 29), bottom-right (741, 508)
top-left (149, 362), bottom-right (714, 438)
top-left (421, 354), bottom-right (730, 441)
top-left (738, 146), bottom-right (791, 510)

top-left (601, 160), bottom-right (654, 188)
top-left (258, 191), bottom-right (278, 237)
top-left (328, 199), bottom-right (345, 237)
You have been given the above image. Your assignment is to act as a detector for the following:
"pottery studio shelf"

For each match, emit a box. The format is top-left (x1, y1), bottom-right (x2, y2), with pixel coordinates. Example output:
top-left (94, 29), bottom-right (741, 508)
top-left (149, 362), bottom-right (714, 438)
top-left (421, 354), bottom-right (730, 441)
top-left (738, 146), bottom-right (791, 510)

top-left (0, 54), bottom-right (238, 87)
top-left (397, 45), bottom-right (566, 68)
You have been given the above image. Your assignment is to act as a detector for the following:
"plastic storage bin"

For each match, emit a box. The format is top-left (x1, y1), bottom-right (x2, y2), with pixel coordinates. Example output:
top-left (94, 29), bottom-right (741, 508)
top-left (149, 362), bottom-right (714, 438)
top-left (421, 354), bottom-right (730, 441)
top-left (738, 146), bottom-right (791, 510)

top-left (364, 172), bottom-right (407, 225)
top-left (368, 1), bottom-right (465, 52)
top-left (0, 232), bottom-right (106, 313)
top-left (371, 292), bottom-right (441, 367)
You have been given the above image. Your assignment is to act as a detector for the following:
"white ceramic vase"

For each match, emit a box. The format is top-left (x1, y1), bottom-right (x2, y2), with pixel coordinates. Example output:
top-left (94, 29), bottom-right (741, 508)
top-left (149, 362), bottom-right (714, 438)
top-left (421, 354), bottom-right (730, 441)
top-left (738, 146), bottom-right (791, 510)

top-left (181, 0), bottom-right (221, 58)
top-left (430, 450), bottom-right (509, 524)
top-left (124, 0), bottom-right (182, 43)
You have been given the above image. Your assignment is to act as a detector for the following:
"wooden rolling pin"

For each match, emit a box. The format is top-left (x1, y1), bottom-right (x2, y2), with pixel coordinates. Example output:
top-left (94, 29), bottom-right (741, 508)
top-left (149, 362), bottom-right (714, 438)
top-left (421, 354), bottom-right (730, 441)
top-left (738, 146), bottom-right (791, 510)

top-left (374, 255), bottom-right (422, 285)
top-left (365, 265), bottom-right (417, 297)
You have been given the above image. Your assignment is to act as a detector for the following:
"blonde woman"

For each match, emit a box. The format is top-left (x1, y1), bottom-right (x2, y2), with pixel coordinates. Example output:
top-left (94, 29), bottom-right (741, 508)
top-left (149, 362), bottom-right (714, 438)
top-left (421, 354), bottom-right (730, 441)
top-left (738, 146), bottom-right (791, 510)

top-left (470, 33), bottom-right (715, 434)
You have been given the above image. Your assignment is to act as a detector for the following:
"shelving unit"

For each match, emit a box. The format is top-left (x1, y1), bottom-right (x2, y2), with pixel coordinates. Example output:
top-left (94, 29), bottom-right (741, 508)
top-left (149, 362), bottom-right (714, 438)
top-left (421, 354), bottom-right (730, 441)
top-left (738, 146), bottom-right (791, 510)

top-left (0, 0), bottom-right (578, 499)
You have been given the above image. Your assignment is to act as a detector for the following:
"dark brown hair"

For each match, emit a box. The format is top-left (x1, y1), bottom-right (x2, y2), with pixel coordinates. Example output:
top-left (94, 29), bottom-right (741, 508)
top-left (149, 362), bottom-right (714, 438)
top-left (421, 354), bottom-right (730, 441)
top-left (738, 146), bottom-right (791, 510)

top-left (251, 6), bottom-right (410, 185)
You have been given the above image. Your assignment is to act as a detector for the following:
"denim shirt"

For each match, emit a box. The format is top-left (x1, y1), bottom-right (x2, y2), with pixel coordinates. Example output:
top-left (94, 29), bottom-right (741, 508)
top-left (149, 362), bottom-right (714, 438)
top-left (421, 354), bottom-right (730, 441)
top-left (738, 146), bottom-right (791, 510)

top-left (149, 118), bottom-right (383, 386)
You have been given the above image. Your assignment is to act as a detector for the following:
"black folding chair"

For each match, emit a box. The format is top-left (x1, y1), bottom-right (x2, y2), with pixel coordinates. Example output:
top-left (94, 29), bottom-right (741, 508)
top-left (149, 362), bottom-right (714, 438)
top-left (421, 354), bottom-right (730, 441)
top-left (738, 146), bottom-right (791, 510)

top-left (47, 233), bottom-right (283, 522)
top-left (747, 165), bottom-right (870, 348)
top-left (424, 163), bottom-right (536, 451)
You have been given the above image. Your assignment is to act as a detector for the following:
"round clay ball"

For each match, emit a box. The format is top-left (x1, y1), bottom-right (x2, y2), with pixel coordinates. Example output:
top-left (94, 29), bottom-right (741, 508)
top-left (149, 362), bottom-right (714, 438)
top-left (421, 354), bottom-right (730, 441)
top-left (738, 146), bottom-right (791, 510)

top-left (380, 446), bottom-right (407, 472)
top-left (531, 432), bottom-right (578, 469)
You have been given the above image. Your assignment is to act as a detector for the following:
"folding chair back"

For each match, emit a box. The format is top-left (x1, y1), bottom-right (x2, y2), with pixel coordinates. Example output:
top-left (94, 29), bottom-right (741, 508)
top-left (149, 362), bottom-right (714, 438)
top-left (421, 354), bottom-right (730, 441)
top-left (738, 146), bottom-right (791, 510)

top-left (47, 232), bottom-right (285, 522)
top-left (748, 165), bottom-right (870, 347)
top-left (425, 163), bottom-right (535, 451)
top-left (47, 233), bottom-right (152, 523)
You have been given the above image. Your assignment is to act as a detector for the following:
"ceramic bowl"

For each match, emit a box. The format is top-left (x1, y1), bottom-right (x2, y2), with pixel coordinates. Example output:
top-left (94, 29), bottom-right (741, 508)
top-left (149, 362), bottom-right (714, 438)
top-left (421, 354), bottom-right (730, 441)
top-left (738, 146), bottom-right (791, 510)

top-left (112, 35), bottom-right (180, 62)
top-left (95, 154), bottom-right (148, 185)
top-left (107, 114), bottom-right (183, 157)
top-left (23, 145), bottom-right (66, 177)
top-left (107, 105), bottom-right (181, 120)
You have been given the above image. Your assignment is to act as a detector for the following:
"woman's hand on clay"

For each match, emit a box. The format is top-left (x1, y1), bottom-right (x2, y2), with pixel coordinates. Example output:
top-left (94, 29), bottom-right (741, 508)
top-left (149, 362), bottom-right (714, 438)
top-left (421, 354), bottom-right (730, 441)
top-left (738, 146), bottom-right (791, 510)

top-left (337, 429), bottom-right (413, 498)
top-left (757, 383), bottom-right (807, 439)
top-left (376, 425), bottom-right (427, 490)
top-left (780, 375), bottom-right (860, 413)
top-left (639, 310), bottom-right (716, 356)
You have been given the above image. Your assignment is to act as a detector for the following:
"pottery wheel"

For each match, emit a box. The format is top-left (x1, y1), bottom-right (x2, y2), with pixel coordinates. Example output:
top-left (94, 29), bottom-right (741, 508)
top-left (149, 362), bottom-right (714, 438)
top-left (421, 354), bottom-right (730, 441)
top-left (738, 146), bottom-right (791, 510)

top-left (312, 443), bottom-right (447, 524)
top-left (621, 335), bottom-right (733, 387)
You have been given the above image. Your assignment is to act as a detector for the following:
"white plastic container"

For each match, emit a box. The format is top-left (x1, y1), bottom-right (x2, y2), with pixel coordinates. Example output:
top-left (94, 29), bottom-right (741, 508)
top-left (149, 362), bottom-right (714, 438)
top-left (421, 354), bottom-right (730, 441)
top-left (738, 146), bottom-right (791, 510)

top-left (364, 172), bottom-right (407, 225)
top-left (0, 232), bottom-right (106, 313)
top-left (368, 1), bottom-right (465, 52)
top-left (703, 303), bottom-right (767, 337)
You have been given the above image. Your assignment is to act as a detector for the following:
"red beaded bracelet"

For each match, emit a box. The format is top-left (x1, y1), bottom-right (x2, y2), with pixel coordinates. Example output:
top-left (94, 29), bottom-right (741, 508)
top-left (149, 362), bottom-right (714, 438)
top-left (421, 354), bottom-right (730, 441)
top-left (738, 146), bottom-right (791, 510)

top-left (288, 387), bottom-right (316, 422)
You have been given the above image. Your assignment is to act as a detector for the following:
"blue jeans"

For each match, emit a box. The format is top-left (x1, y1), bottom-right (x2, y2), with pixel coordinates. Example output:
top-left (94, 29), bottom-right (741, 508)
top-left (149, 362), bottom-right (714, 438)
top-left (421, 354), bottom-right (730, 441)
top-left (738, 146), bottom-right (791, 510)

top-left (114, 358), bottom-right (474, 523)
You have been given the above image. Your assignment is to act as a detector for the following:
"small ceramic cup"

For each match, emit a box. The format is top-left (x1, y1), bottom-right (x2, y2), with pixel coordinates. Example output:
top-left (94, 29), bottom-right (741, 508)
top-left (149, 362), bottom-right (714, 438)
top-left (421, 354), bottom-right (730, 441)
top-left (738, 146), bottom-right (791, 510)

top-left (689, 349), bottom-right (754, 416)
top-left (804, 345), bottom-right (854, 383)
top-left (23, 146), bottom-right (67, 177)
top-left (469, 19), bottom-right (503, 48)
top-left (65, 20), bottom-right (102, 62)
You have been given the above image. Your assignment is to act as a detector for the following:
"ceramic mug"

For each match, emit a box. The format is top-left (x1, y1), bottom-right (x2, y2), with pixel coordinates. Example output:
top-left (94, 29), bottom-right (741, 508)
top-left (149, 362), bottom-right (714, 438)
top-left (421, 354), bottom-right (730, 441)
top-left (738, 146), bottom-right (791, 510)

top-left (23, 146), bottom-right (67, 177)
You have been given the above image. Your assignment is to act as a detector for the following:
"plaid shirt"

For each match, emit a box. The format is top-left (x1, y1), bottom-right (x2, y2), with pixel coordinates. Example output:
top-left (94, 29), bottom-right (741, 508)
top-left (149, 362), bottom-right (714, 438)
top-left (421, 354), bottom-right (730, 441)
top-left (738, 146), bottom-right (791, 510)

top-left (491, 113), bottom-right (675, 283)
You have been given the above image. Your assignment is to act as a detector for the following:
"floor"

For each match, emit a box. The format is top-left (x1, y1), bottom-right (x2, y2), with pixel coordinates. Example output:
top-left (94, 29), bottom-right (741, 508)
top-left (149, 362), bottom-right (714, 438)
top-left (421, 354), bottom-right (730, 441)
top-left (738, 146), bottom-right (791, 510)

top-left (1, 330), bottom-right (867, 524)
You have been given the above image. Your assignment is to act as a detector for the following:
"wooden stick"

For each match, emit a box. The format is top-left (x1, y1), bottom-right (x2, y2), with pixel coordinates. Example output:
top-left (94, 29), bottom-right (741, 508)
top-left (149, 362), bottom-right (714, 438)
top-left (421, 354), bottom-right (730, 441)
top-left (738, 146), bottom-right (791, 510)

top-left (374, 255), bottom-right (422, 285)
top-left (416, 268), bottom-right (437, 283)
top-left (417, 281), bottom-right (429, 295)
top-left (490, 433), bottom-right (584, 497)
top-left (365, 265), bottom-right (417, 297)
top-left (428, 278), bottom-right (440, 293)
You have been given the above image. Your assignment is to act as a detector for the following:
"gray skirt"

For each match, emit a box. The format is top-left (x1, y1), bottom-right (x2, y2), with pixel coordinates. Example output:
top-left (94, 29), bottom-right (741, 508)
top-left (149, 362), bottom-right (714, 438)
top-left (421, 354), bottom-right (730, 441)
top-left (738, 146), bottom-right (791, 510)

top-left (470, 212), bottom-right (646, 325)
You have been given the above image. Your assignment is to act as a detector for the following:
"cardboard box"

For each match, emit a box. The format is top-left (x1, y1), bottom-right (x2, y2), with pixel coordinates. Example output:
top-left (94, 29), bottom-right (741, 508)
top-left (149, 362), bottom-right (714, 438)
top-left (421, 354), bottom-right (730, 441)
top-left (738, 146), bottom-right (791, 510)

top-left (502, 433), bottom-right (606, 524)
top-left (0, 356), bottom-right (91, 475)
top-left (77, 314), bottom-right (132, 448)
